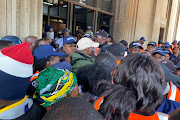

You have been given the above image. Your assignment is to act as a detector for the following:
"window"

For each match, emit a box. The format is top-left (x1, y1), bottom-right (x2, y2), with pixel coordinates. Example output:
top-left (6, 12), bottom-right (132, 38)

top-left (98, 0), bottom-right (112, 12)
top-left (43, 0), bottom-right (59, 4)
top-left (60, 4), bottom-right (67, 18)
top-left (72, 5), bottom-right (94, 34)
top-left (43, 1), bottom-right (68, 32)
top-left (50, 7), bottom-right (58, 16)
top-left (97, 13), bottom-right (110, 33)
top-left (74, 0), bottom-right (97, 7)
top-left (43, 0), bottom-right (114, 35)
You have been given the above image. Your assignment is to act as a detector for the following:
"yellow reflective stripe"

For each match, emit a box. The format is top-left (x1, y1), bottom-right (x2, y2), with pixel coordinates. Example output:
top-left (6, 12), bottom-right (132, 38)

top-left (0, 96), bottom-right (27, 114)
top-left (55, 71), bottom-right (67, 91)
top-left (33, 94), bottom-right (36, 99)
top-left (40, 72), bottom-right (74, 102)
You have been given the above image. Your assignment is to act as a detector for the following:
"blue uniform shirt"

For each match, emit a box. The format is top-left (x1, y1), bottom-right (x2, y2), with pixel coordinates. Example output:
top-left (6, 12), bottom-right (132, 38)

top-left (170, 54), bottom-right (180, 60)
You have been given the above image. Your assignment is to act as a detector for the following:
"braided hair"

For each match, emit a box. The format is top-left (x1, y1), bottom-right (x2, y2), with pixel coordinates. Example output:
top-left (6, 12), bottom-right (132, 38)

top-left (34, 55), bottom-right (56, 72)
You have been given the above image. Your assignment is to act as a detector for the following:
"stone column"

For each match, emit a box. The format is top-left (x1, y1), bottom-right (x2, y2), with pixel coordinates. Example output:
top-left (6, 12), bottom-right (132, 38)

top-left (176, 13), bottom-right (180, 40)
top-left (134, 0), bottom-right (158, 44)
top-left (0, 0), bottom-right (43, 42)
top-left (150, 0), bottom-right (162, 42)
top-left (165, 0), bottom-right (179, 43)
top-left (113, 0), bottom-right (177, 45)
top-left (112, 0), bottom-right (139, 43)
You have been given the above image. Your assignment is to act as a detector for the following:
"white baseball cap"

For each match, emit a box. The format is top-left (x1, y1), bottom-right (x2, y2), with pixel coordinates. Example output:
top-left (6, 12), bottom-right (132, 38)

top-left (77, 38), bottom-right (99, 50)
top-left (87, 26), bottom-right (92, 29)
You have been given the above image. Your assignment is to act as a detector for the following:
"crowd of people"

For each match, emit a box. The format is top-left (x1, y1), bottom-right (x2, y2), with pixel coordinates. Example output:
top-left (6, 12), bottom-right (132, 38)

top-left (1, 25), bottom-right (180, 120)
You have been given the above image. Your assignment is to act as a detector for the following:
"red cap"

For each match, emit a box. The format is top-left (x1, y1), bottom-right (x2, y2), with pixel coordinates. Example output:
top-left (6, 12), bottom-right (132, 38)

top-left (1, 42), bottom-right (34, 64)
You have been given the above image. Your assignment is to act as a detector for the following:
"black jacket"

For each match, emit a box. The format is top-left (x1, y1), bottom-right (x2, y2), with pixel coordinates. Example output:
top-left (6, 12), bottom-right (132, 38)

top-left (14, 101), bottom-right (46, 120)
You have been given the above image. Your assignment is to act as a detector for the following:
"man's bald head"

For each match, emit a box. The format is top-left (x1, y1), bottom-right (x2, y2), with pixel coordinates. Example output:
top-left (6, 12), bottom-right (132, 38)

top-left (25, 36), bottom-right (38, 53)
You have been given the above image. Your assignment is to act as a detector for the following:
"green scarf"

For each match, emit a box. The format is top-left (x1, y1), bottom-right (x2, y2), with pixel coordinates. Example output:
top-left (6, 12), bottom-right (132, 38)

top-left (34, 67), bottom-right (77, 107)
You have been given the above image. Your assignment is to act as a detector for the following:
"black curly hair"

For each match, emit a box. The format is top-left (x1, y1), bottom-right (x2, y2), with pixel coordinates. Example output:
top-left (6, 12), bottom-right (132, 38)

top-left (114, 53), bottom-right (166, 110)
top-left (99, 84), bottom-right (136, 120)
top-left (34, 55), bottom-right (57, 72)
top-left (76, 64), bottom-right (112, 97)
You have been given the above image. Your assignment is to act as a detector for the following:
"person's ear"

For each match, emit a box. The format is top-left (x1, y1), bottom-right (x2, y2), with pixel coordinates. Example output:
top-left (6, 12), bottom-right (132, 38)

top-left (128, 48), bottom-right (130, 53)
top-left (63, 46), bottom-right (66, 51)
top-left (45, 61), bottom-right (51, 68)
top-left (86, 48), bottom-right (89, 52)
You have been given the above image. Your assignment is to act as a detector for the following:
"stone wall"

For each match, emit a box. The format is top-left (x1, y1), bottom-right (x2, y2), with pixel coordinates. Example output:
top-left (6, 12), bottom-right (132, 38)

top-left (113, 0), bottom-right (180, 48)
top-left (0, 0), bottom-right (43, 42)
top-left (112, 0), bottom-right (138, 44)
top-left (134, 0), bottom-right (155, 45)
top-left (165, 0), bottom-right (179, 43)
top-left (0, 0), bottom-right (179, 44)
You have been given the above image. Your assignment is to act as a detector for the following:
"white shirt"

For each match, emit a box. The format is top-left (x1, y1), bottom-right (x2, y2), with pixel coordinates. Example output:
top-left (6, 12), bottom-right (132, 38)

top-left (55, 37), bottom-right (63, 50)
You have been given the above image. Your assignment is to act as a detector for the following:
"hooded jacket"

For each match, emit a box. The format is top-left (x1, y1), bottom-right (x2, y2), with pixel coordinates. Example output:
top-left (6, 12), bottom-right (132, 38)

top-left (45, 25), bottom-right (52, 32)
top-left (69, 51), bottom-right (95, 74)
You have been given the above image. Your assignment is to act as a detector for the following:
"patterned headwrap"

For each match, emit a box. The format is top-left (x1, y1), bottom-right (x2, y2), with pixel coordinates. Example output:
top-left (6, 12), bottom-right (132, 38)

top-left (34, 67), bottom-right (77, 107)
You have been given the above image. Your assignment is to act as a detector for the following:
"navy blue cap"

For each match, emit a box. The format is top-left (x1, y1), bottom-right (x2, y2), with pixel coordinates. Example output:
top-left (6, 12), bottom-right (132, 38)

top-left (94, 30), bottom-right (109, 38)
top-left (173, 40), bottom-right (177, 43)
top-left (140, 37), bottom-right (146, 41)
top-left (62, 28), bottom-right (71, 34)
top-left (165, 45), bottom-right (170, 48)
top-left (119, 40), bottom-right (128, 47)
top-left (108, 35), bottom-right (113, 39)
top-left (83, 34), bottom-right (93, 39)
top-left (147, 42), bottom-right (157, 48)
top-left (63, 35), bottom-right (77, 45)
top-left (177, 66), bottom-right (180, 69)
top-left (164, 50), bottom-right (170, 55)
top-left (153, 50), bottom-right (166, 56)
top-left (103, 43), bottom-right (125, 56)
top-left (177, 61), bottom-right (180, 67)
top-left (177, 62), bottom-right (180, 69)
top-left (161, 60), bottom-right (176, 72)
top-left (158, 40), bottom-right (162, 44)
top-left (157, 47), bottom-right (163, 50)
top-left (165, 42), bottom-right (169, 45)
top-left (177, 41), bottom-right (180, 45)
top-left (52, 61), bottom-right (72, 72)
top-left (1, 35), bottom-right (22, 45)
top-left (129, 41), bottom-right (143, 49)
top-left (33, 45), bottom-right (65, 60)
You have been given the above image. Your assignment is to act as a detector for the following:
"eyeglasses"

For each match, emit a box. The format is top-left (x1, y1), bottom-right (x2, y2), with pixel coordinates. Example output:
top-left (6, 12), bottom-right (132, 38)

top-left (154, 56), bottom-right (164, 59)
top-left (131, 48), bottom-right (142, 53)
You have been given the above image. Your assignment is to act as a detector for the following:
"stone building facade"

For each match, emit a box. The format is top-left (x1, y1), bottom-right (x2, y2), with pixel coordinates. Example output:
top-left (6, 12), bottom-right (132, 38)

top-left (0, 0), bottom-right (180, 46)
top-left (113, 0), bottom-right (180, 45)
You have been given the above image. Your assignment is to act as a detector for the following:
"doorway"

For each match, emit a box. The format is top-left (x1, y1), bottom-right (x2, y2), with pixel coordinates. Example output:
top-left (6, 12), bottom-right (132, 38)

top-left (159, 28), bottom-right (165, 41)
